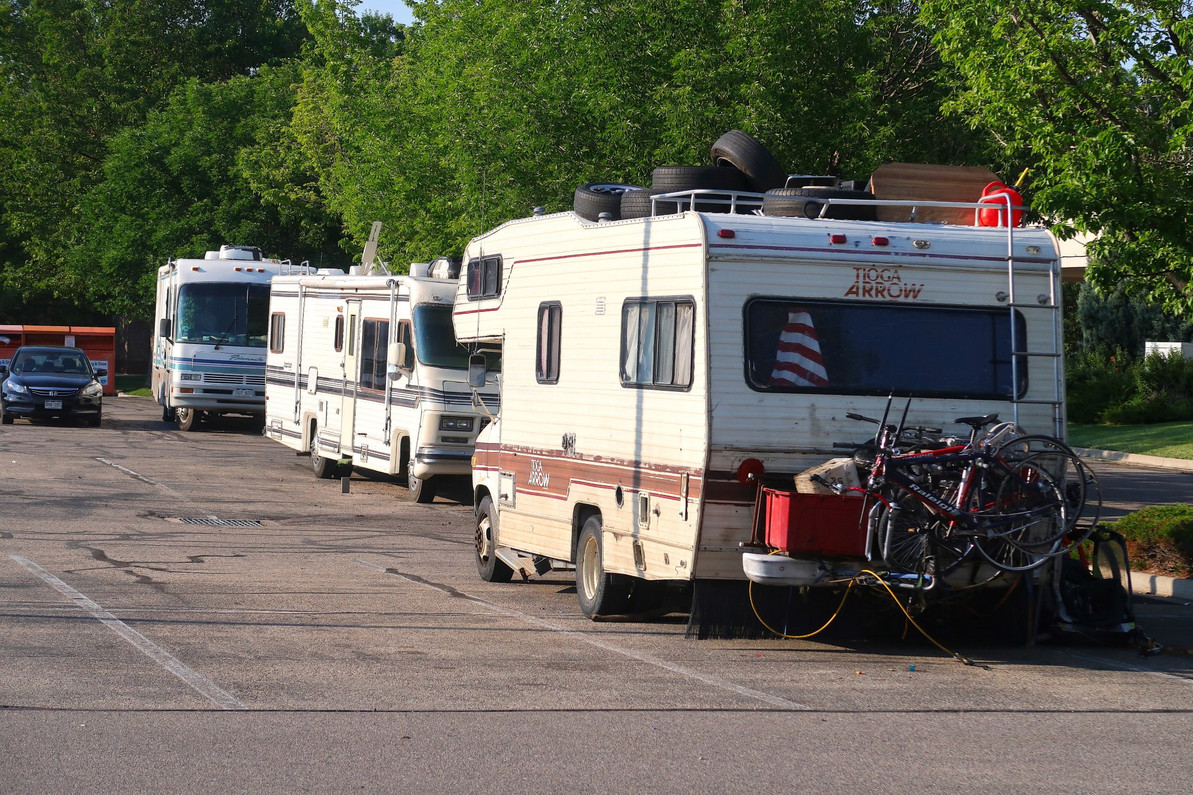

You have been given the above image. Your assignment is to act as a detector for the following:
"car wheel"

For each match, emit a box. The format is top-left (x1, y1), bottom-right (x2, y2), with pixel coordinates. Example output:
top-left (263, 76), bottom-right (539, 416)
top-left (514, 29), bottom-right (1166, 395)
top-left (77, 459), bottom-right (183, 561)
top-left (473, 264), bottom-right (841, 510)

top-left (575, 515), bottom-right (632, 618)
top-left (88, 411), bottom-right (101, 428)
top-left (408, 472), bottom-right (436, 503)
top-left (176, 407), bottom-right (202, 432)
top-left (1, 411), bottom-right (12, 425)
top-left (309, 427), bottom-right (339, 479)
top-left (475, 496), bottom-right (514, 582)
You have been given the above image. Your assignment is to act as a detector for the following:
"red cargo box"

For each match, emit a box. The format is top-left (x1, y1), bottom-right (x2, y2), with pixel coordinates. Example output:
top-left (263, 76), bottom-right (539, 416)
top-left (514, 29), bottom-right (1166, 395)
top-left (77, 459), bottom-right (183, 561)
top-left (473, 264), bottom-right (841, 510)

top-left (763, 488), bottom-right (868, 558)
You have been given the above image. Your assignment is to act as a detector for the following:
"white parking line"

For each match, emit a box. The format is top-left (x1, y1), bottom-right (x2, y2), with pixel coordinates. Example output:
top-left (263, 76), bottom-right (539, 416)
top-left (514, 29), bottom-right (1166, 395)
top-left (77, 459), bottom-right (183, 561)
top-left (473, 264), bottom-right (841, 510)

top-left (11, 555), bottom-right (247, 710)
top-left (355, 559), bottom-right (811, 711)
top-left (94, 457), bottom-right (192, 504)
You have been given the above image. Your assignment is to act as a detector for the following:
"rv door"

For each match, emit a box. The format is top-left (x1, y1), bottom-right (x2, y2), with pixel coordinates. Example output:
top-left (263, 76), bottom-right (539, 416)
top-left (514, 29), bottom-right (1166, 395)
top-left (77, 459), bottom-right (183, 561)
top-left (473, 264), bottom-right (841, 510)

top-left (340, 300), bottom-right (361, 459)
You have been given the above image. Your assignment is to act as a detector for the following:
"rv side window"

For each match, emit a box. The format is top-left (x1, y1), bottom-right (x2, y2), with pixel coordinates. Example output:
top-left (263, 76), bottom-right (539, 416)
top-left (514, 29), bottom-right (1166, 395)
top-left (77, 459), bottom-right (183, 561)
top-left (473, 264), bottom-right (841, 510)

top-left (537, 302), bottom-right (562, 384)
top-left (397, 321), bottom-right (415, 369)
top-left (743, 298), bottom-right (1027, 399)
top-left (334, 315), bottom-right (345, 353)
top-left (466, 255), bottom-right (502, 299)
top-left (269, 313), bottom-right (285, 353)
top-left (620, 298), bottom-right (695, 389)
top-left (359, 318), bottom-right (389, 391)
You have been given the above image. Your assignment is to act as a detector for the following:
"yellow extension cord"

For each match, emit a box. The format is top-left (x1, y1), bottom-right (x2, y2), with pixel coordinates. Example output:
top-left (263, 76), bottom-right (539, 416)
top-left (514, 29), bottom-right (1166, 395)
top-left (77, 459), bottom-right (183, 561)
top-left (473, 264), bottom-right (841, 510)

top-left (748, 568), bottom-right (975, 666)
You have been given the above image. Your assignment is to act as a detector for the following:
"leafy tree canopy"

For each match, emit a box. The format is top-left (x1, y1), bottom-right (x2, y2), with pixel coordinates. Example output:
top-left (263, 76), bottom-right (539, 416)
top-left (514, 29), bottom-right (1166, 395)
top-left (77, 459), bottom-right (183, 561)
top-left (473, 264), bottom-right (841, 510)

top-left (922, 0), bottom-right (1193, 312)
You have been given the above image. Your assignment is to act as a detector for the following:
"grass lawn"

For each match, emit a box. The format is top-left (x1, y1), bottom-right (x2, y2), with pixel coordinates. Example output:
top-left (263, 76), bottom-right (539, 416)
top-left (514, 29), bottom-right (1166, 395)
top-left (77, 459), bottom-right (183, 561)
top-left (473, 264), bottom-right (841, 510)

top-left (1067, 421), bottom-right (1193, 460)
top-left (115, 374), bottom-right (152, 397)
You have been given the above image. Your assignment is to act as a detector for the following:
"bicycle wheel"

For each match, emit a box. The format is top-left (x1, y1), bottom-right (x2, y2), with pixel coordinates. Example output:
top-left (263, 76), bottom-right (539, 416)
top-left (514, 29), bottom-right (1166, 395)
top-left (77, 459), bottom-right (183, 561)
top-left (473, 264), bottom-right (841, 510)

top-left (993, 434), bottom-right (1101, 548)
top-left (878, 494), bottom-right (966, 578)
top-left (972, 459), bottom-right (1062, 572)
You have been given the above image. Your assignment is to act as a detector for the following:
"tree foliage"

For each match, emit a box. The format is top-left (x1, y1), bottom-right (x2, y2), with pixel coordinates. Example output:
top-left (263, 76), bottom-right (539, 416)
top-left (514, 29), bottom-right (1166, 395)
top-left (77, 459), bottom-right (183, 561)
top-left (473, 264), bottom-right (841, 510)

top-left (922, 0), bottom-right (1193, 312)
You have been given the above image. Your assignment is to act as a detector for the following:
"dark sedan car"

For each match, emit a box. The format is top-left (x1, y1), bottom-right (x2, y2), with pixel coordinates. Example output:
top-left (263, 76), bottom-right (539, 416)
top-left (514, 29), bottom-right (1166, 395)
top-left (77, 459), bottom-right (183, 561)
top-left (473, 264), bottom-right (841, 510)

top-left (1, 345), bottom-right (106, 426)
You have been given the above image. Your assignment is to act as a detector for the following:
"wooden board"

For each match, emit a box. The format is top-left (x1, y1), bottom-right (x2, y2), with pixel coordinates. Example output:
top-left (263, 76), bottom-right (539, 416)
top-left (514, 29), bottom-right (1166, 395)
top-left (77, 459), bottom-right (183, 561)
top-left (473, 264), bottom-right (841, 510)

top-left (867, 162), bottom-right (1001, 225)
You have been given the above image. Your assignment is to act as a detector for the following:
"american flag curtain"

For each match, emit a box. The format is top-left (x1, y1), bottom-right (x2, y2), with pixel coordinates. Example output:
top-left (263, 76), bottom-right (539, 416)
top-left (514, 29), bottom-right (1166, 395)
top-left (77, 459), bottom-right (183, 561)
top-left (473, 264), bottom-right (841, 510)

top-left (769, 310), bottom-right (828, 387)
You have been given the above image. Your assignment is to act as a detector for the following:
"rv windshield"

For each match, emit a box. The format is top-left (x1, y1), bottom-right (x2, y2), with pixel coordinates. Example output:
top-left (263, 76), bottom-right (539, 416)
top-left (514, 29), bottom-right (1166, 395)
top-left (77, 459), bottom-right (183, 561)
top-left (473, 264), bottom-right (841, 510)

top-left (176, 283), bottom-right (271, 348)
top-left (744, 298), bottom-right (1027, 399)
top-left (411, 305), bottom-right (475, 369)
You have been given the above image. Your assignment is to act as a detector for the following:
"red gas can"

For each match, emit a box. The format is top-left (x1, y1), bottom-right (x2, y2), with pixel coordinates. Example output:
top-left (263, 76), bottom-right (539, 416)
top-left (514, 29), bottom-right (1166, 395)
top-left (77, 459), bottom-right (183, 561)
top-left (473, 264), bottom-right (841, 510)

top-left (976, 181), bottom-right (1024, 227)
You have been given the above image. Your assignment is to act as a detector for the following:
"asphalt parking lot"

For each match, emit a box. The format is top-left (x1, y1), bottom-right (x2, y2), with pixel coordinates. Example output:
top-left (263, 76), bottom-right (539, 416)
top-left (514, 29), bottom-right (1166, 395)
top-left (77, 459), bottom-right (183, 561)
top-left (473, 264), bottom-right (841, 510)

top-left (2, 395), bottom-right (1192, 792)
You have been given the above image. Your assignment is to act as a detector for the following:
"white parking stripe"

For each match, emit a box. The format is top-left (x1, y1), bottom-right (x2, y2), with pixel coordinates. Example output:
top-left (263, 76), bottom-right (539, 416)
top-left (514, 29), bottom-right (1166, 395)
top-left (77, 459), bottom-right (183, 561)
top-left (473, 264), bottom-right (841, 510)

top-left (11, 555), bottom-right (247, 711)
top-left (355, 559), bottom-right (810, 711)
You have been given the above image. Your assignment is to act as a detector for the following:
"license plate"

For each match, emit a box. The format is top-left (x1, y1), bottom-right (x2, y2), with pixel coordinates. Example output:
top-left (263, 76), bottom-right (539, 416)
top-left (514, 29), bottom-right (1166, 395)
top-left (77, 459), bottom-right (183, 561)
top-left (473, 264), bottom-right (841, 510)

top-left (45, 400), bottom-right (63, 410)
top-left (233, 388), bottom-right (254, 398)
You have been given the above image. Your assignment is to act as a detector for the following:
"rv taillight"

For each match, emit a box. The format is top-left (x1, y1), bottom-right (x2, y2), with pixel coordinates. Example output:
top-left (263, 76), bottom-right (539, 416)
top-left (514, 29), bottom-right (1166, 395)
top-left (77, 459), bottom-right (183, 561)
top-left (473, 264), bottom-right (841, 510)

top-left (871, 236), bottom-right (889, 247)
top-left (718, 229), bottom-right (736, 239)
top-left (829, 233), bottom-right (847, 245)
top-left (737, 458), bottom-right (764, 485)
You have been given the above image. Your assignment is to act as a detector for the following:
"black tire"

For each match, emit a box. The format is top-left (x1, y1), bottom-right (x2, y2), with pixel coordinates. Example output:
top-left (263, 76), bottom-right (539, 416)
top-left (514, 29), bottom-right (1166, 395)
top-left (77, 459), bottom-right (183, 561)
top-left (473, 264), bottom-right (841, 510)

top-left (762, 187), bottom-right (877, 220)
top-left (651, 165), bottom-right (748, 192)
top-left (575, 515), bottom-right (632, 618)
top-left (574, 183), bottom-right (642, 221)
top-left (475, 496), bottom-right (514, 583)
top-left (620, 188), bottom-right (683, 219)
top-left (1, 409), bottom-right (12, 425)
top-left (88, 411), bottom-right (101, 428)
top-left (309, 426), bottom-right (338, 479)
top-left (176, 407), bottom-right (201, 432)
top-left (408, 472), bottom-right (436, 503)
top-left (710, 130), bottom-right (786, 192)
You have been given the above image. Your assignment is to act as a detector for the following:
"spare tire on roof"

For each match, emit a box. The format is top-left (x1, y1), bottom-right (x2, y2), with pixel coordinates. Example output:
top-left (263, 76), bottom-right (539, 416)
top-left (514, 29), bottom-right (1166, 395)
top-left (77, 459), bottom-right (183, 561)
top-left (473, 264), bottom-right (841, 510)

top-left (762, 186), bottom-right (877, 221)
top-left (651, 165), bottom-right (748, 192)
top-left (573, 183), bottom-right (643, 221)
top-left (620, 188), bottom-right (684, 219)
top-left (710, 130), bottom-right (787, 192)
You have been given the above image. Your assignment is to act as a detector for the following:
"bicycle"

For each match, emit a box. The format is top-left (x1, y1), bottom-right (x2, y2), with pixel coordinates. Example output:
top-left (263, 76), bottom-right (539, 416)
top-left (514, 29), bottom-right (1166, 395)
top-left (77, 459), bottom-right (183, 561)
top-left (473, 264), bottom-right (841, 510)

top-left (817, 405), bottom-right (1099, 585)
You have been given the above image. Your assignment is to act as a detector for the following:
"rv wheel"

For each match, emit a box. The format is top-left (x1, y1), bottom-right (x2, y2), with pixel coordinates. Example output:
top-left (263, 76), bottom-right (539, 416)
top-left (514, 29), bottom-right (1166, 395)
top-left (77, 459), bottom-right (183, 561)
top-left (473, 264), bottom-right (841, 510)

top-left (176, 407), bottom-right (201, 432)
top-left (408, 472), bottom-right (436, 503)
top-left (475, 496), bottom-right (514, 582)
top-left (309, 428), bottom-right (339, 479)
top-left (576, 515), bottom-right (632, 618)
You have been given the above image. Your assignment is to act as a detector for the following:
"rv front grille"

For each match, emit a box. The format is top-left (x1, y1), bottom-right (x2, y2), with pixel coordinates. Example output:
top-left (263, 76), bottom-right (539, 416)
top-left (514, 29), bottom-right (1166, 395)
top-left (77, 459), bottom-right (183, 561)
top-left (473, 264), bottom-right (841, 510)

top-left (245, 375), bottom-right (265, 386)
top-left (205, 373), bottom-right (246, 385)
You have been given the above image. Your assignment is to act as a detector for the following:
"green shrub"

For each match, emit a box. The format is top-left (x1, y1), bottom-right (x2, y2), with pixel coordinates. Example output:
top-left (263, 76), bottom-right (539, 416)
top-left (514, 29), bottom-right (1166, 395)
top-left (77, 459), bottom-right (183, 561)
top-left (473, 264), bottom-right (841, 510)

top-left (1065, 347), bottom-right (1139, 424)
top-left (1109, 505), bottom-right (1193, 578)
top-left (1136, 350), bottom-right (1193, 401)
top-left (1100, 394), bottom-right (1193, 424)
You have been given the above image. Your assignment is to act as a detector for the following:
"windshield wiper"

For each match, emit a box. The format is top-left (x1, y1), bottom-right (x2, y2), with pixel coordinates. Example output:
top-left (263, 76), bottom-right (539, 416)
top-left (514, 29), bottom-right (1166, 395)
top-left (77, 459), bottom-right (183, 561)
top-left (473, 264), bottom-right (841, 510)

top-left (213, 312), bottom-right (239, 350)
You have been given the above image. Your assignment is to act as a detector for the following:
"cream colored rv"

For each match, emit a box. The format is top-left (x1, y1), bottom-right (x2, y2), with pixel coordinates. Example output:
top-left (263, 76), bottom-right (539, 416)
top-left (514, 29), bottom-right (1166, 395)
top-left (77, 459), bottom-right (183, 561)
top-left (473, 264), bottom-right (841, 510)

top-left (266, 260), bottom-right (498, 502)
top-left (454, 195), bottom-right (1066, 619)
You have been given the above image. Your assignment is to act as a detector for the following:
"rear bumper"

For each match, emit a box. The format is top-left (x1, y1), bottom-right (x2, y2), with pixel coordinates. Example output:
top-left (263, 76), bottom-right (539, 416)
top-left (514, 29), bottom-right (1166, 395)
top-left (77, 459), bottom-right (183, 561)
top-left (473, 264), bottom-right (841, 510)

top-left (412, 447), bottom-right (473, 479)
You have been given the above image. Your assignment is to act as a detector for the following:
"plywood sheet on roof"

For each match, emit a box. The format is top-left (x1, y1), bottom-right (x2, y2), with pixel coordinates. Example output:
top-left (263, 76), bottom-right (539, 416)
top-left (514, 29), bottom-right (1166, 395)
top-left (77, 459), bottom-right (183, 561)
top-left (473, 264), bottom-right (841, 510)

top-left (868, 163), bottom-right (1001, 225)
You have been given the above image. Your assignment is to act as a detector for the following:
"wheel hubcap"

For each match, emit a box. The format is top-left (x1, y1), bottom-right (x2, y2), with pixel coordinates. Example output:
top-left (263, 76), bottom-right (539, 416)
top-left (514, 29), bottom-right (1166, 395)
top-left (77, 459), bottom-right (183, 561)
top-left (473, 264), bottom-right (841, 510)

top-left (580, 536), bottom-right (599, 600)
top-left (476, 516), bottom-right (492, 560)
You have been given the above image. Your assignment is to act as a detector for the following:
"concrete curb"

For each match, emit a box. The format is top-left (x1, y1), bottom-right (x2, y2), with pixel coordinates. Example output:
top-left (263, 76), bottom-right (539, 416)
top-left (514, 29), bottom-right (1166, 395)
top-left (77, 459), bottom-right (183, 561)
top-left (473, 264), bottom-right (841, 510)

top-left (1131, 572), bottom-right (1193, 602)
top-left (1073, 446), bottom-right (1193, 472)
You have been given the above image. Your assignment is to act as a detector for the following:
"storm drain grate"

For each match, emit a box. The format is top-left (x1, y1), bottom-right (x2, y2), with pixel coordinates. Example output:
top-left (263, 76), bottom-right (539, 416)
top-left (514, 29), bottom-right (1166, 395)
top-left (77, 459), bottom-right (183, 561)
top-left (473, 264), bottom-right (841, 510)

top-left (177, 517), bottom-right (264, 527)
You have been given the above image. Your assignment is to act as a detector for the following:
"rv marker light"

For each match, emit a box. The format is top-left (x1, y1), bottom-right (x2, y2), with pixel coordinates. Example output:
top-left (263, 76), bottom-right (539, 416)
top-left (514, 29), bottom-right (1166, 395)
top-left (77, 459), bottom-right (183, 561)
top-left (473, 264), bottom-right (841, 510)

top-left (871, 236), bottom-right (889, 247)
top-left (717, 229), bottom-right (736, 239)
top-left (829, 233), bottom-right (847, 244)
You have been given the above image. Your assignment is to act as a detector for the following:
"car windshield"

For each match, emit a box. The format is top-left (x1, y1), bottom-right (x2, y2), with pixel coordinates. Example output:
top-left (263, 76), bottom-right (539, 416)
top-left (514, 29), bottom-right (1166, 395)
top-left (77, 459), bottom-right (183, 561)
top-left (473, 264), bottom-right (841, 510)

top-left (11, 352), bottom-right (91, 375)
top-left (412, 304), bottom-right (499, 369)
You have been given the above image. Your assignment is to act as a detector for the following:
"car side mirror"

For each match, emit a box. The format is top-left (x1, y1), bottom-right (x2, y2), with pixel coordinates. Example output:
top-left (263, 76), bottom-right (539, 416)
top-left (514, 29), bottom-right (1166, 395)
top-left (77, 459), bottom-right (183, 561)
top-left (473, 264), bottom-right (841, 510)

top-left (468, 354), bottom-right (487, 388)
top-left (158, 318), bottom-right (172, 339)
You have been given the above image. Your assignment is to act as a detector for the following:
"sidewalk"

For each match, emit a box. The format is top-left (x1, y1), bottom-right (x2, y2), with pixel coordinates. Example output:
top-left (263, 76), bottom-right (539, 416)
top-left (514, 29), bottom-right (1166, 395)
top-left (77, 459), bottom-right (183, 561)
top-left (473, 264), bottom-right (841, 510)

top-left (1075, 446), bottom-right (1193, 601)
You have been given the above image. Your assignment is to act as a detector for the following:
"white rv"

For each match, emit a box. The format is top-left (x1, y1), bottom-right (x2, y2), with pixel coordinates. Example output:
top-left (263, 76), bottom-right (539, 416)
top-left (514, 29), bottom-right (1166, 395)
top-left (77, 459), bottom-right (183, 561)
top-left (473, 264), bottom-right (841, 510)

top-left (153, 245), bottom-right (301, 431)
top-left (264, 259), bottom-right (498, 503)
top-left (453, 196), bottom-right (1067, 619)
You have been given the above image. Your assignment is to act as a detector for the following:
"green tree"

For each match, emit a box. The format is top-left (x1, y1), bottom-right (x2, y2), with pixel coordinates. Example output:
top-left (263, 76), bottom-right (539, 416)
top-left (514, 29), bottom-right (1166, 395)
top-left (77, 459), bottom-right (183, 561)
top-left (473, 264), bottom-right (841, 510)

top-left (0, 0), bottom-right (309, 309)
top-left (69, 67), bottom-right (345, 317)
top-left (922, 0), bottom-right (1193, 312)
